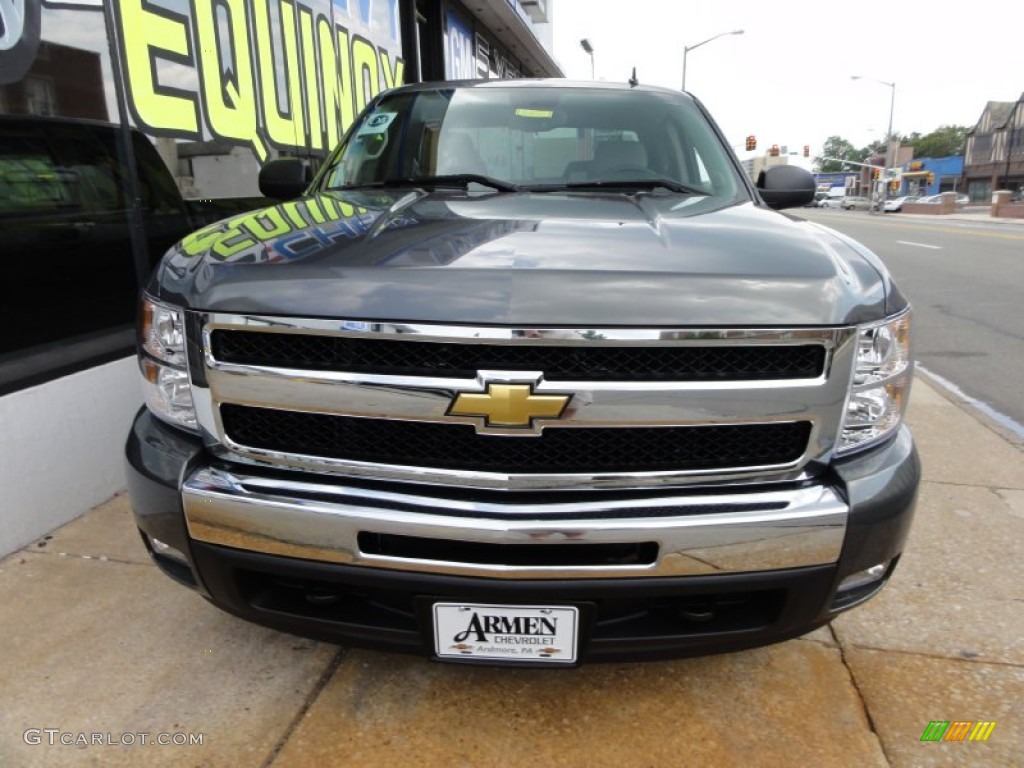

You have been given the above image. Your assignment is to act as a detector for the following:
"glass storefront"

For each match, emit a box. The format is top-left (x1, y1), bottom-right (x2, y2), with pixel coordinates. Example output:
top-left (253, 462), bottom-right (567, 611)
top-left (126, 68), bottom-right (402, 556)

top-left (0, 0), bottom-right (404, 392)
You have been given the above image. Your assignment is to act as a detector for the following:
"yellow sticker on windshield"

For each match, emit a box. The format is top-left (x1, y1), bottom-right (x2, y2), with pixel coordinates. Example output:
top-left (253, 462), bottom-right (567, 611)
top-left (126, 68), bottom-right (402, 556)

top-left (515, 108), bottom-right (554, 118)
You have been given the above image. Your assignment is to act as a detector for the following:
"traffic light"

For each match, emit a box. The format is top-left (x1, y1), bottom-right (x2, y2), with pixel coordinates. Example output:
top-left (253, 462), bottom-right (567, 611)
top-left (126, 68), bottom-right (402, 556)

top-left (769, 144), bottom-right (780, 157)
top-left (927, 172), bottom-right (935, 184)
top-left (745, 135), bottom-right (756, 151)
top-left (872, 168), bottom-right (880, 180)
top-left (803, 145), bottom-right (809, 157)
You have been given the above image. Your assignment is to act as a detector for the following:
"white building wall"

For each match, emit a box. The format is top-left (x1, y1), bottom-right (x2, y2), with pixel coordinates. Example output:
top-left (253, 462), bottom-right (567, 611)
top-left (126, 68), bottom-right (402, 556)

top-left (189, 148), bottom-right (262, 200)
top-left (0, 358), bottom-right (140, 556)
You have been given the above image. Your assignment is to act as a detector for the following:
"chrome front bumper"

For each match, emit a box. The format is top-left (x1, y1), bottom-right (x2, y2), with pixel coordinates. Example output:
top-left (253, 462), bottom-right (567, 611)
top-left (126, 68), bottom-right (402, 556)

top-left (183, 466), bottom-right (847, 580)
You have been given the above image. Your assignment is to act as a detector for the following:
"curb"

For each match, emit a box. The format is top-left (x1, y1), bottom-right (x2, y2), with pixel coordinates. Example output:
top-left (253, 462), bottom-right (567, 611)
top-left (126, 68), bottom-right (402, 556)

top-left (914, 364), bottom-right (1024, 449)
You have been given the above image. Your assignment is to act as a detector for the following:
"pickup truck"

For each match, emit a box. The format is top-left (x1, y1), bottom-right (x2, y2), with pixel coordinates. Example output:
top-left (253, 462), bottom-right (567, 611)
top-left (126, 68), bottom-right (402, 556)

top-left (125, 80), bottom-right (919, 665)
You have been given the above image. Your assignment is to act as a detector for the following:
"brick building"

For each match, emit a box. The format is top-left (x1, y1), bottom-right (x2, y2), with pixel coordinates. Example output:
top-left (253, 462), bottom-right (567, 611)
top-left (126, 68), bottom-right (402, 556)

top-left (963, 95), bottom-right (1024, 202)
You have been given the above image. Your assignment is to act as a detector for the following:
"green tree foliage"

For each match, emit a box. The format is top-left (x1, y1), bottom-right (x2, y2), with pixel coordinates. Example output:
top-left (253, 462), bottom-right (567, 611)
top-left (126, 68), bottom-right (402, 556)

top-left (821, 126), bottom-right (969, 167)
top-left (816, 136), bottom-right (869, 172)
top-left (910, 125), bottom-right (969, 158)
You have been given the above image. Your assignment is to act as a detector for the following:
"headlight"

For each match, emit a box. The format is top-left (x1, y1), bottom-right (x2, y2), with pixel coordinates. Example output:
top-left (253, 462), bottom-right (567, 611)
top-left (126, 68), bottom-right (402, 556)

top-left (139, 296), bottom-right (198, 432)
top-left (838, 310), bottom-right (912, 454)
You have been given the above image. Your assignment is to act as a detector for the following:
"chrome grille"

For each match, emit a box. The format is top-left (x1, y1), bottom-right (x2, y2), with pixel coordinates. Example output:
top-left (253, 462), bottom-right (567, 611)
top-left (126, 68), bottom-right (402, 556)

top-left (194, 314), bottom-right (857, 490)
top-left (211, 329), bottom-right (826, 381)
top-left (220, 404), bottom-right (813, 474)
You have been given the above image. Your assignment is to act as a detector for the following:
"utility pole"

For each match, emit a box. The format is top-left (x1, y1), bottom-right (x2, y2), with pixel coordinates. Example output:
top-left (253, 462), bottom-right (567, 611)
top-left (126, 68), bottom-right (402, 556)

top-left (852, 77), bottom-right (896, 212)
top-left (682, 30), bottom-right (743, 91)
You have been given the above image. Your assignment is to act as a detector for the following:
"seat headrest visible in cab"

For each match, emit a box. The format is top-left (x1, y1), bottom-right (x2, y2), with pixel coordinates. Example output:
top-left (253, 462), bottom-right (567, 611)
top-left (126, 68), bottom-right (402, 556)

top-left (593, 141), bottom-right (648, 171)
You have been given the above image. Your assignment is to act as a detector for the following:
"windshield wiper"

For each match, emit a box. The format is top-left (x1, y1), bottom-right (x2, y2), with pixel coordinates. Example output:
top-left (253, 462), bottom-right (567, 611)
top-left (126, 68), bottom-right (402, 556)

top-left (333, 175), bottom-right (522, 193)
top-left (530, 179), bottom-right (706, 195)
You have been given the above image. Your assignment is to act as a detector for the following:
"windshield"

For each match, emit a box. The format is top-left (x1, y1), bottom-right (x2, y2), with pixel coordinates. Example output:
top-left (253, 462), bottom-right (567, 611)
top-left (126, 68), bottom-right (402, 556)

top-left (319, 85), bottom-right (745, 199)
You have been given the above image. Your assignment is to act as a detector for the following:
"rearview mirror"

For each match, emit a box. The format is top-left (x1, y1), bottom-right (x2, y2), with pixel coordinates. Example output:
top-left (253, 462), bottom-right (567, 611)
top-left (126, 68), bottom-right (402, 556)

top-left (756, 165), bottom-right (815, 210)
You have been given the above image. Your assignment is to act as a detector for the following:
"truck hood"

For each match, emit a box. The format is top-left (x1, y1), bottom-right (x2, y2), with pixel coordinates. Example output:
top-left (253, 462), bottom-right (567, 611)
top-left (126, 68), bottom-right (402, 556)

top-left (155, 189), bottom-right (900, 326)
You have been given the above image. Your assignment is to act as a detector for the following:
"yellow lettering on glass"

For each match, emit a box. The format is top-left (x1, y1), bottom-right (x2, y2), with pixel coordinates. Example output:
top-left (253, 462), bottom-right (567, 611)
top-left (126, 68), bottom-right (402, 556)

top-left (194, 0), bottom-right (266, 160)
top-left (118, 1), bottom-right (199, 134)
top-left (299, 7), bottom-right (323, 152)
top-left (351, 36), bottom-right (379, 114)
top-left (379, 47), bottom-right (405, 91)
top-left (253, 0), bottom-right (305, 148)
top-left (322, 23), bottom-right (356, 146)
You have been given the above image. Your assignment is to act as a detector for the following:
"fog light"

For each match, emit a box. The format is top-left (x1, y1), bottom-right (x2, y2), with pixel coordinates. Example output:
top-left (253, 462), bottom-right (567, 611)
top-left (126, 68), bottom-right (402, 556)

top-left (831, 560), bottom-right (891, 612)
top-left (149, 536), bottom-right (188, 566)
top-left (837, 563), bottom-right (887, 593)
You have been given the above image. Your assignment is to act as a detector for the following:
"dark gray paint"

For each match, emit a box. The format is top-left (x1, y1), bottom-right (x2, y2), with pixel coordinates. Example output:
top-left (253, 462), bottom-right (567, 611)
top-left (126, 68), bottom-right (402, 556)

top-left (153, 190), bottom-right (903, 327)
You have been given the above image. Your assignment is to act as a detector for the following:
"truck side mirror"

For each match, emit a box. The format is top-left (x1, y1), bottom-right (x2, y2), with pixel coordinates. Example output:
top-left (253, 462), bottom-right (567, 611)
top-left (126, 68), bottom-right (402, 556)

top-left (756, 166), bottom-right (816, 210)
top-left (259, 158), bottom-right (311, 200)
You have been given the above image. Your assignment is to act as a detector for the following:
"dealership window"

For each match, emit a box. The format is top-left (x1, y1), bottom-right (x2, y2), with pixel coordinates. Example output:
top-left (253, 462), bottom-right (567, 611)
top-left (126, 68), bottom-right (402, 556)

top-left (1, 0), bottom-right (406, 393)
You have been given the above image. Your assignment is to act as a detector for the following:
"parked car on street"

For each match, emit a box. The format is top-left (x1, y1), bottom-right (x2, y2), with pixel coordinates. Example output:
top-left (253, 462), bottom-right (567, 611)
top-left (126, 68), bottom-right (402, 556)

top-left (882, 195), bottom-right (919, 212)
top-left (817, 188), bottom-right (847, 208)
top-left (841, 196), bottom-right (871, 210)
top-left (917, 193), bottom-right (969, 205)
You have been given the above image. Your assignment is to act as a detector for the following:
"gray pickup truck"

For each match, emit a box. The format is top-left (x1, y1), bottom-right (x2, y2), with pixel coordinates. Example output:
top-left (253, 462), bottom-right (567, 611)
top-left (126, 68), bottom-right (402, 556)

top-left (126, 80), bottom-right (919, 666)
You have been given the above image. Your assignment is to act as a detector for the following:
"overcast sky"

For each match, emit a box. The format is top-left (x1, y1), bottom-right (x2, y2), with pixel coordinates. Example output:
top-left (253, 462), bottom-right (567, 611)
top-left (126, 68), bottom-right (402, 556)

top-left (551, 0), bottom-right (1024, 159)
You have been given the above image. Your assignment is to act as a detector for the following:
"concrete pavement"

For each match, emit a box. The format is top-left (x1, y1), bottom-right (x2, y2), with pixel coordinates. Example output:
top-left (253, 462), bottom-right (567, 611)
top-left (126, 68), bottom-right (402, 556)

top-left (1, 374), bottom-right (1021, 767)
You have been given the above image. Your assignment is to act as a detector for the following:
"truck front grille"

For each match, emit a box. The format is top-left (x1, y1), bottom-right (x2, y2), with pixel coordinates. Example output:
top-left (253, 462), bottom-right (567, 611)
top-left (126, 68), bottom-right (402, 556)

top-left (211, 329), bottom-right (826, 381)
top-left (220, 404), bottom-right (812, 474)
top-left (197, 315), bottom-right (855, 489)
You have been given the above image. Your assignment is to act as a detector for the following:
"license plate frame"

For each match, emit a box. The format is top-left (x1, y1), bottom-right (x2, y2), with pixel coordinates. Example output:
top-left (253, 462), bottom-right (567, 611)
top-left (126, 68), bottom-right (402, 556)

top-left (432, 602), bottom-right (579, 664)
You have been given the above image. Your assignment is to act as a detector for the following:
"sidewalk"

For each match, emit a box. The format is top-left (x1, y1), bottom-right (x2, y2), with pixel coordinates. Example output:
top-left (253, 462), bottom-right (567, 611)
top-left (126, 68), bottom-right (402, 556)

top-left (1, 375), bottom-right (1021, 767)
top-left (882, 208), bottom-right (1024, 225)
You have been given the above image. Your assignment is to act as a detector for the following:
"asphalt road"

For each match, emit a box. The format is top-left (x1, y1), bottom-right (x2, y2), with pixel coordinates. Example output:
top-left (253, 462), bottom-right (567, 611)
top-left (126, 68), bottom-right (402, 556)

top-left (797, 207), bottom-right (1024, 433)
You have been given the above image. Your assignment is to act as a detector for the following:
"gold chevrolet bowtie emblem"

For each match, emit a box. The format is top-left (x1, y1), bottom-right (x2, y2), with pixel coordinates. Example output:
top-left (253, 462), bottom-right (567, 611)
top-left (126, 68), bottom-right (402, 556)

top-left (448, 383), bottom-right (571, 429)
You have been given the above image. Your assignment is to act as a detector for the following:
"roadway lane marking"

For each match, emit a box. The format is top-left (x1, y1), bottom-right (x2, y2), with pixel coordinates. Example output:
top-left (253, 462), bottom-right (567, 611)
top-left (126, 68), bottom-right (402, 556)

top-left (896, 240), bottom-right (942, 249)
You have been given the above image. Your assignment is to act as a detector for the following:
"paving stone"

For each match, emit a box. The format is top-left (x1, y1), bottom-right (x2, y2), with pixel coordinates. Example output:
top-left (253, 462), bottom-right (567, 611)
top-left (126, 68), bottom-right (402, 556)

top-left (844, 647), bottom-right (1022, 768)
top-left (832, 481), bottom-right (1024, 665)
top-left (801, 624), bottom-right (838, 647)
top-left (271, 642), bottom-right (886, 768)
top-left (905, 381), bottom-right (1024, 489)
top-left (0, 554), bottom-right (337, 768)
top-left (18, 492), bottom-right (150, 566)
top-left (891, 483), bottom-right (1024, 601)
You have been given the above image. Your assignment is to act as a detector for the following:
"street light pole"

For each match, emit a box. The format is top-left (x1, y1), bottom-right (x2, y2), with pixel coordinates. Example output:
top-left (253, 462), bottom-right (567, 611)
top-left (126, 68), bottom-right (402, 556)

top-left (682, 30), bottom-right (743, 92)
top-left (580, 39), bottom-right (594, 80)
top-left (852, 76), bottom-right (896, 212)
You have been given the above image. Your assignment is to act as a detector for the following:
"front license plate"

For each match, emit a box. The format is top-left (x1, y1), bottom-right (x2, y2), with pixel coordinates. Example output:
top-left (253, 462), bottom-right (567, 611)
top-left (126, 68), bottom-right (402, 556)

top-left (433, 603), bottom-right (579, 664)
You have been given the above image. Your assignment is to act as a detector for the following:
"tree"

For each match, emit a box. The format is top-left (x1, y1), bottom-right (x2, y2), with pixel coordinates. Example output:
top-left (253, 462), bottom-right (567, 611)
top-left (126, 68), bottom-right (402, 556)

top-left (911, 125), bottom-right (969, 158)
top-left (816, 136), bottom-right (868, 172)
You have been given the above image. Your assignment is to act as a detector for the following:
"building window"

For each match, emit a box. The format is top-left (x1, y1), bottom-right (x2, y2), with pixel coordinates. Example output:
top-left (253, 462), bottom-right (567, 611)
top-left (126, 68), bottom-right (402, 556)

top-left (968, 180), bottom-right (990, 202)
top-left (1011, 128), bottom-right (1024, 158)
